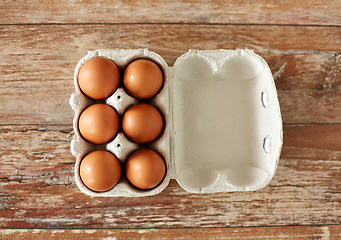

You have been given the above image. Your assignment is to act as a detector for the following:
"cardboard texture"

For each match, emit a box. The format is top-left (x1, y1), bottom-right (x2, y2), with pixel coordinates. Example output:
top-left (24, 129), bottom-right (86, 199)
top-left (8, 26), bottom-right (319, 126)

top-left (70, 49), bottom-right (283, 197)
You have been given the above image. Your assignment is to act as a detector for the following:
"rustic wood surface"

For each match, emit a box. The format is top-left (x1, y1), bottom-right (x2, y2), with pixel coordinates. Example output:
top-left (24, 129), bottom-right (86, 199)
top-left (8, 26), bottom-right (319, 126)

top-left (1, 225), bottom-right (341, 240)
top-left (1, 0), bottom-right (341, 239)
top-left (1, 0), bottom-right (341, 25)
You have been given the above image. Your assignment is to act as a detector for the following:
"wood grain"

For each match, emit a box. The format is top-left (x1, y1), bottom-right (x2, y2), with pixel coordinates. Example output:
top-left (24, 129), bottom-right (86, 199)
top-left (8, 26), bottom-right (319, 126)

top-left (1, 24), bottom-right (341, 125)
top-left (1, 0), bottom-right (341, 26)
top-left (1, 225), bottom-right (341, 239)
top-left (1, 124), bottom-right (341, 229)
top-left (2, 2), bottom-right (341, 236)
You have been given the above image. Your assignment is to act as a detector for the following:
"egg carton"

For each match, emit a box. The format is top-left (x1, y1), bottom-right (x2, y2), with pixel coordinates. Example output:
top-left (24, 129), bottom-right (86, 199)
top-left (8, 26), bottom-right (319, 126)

top-left (70, 49), bottom-right (283, 197)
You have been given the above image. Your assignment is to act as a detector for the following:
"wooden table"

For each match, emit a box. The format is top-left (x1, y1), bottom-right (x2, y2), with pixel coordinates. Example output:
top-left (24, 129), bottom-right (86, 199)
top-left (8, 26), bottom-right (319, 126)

top-left (1, 1), bottom-right (341, 239)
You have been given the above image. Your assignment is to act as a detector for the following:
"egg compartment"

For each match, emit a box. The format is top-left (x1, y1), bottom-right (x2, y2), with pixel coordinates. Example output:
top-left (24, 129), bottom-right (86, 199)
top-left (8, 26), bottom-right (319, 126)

top-left (70, 49), bottom-right (283, 197)
top-left (70, 49), bottom-right (172, 197)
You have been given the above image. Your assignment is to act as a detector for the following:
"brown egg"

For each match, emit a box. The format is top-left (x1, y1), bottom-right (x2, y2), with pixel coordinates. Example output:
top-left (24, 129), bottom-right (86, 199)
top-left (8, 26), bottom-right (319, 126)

top-left (78, 104), bottom-right (119, 144)
top-left (122, 103), bottom-right (163, 143)
top-left (80, 150), bottom-right (121, 192)
top-left (125, 149), bottom-right (166, 190)
top-left (123, 59), bottom-right (163, 99)
top-left (78, 57), bottom-right (120, 100)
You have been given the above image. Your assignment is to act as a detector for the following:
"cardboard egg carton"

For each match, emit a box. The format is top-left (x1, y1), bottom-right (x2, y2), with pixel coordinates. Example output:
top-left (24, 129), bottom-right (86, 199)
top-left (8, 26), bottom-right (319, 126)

top-left (70, 49), bottom-right (283, 197)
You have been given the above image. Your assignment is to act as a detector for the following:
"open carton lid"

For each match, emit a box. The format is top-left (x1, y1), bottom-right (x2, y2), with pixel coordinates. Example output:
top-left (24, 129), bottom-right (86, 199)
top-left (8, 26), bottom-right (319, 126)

top-left (171, 49), bottom-right (282, 193)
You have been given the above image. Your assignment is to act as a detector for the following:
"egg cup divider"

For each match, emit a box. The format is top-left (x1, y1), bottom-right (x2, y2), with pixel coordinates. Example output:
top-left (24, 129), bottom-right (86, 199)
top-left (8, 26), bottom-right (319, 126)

top-left (70, 49), bottom-right (283, 197)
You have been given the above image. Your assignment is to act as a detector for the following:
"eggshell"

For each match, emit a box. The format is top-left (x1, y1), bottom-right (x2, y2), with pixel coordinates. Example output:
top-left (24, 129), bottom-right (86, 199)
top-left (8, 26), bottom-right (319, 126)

top-left (78, 104), bottom-right (119, 144)
top-left (78, 57), bottom-right (120, 100)
top-left (80, 150), bottom-right (121, 192)
top-left (122, 103), bottom-right (163, 144)
top-left (123, 59), bottom-right (163, 99)
top-left (125, 149), bottom-right (166, 190)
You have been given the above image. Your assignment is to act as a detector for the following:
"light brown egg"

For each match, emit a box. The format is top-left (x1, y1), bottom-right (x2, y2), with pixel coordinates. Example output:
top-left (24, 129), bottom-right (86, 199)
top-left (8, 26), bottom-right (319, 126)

top-left (123, 59), bottom-right (163, 99)
top-left (125, 149), bottom-right (166, 190)
top-left (80, 150), bottom-right (121, 192)
top-left (78, 104), bottom-right (119, 144)
top-left (78, 57), bottom-right (120, 100)
top-left (122, 103), bottom-right (163, 143)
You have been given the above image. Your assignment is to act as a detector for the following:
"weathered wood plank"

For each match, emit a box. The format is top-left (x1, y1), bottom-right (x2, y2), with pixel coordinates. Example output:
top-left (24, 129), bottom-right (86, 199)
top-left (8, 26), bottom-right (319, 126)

top-left (0, 124), bottom-right (341, 229)
top-left (1, 225), bottom-right (341, 239)
top-left (1, 24), bottom-right (341, 125)
top-left (1, 0), bottom-right (341, 26)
